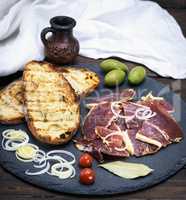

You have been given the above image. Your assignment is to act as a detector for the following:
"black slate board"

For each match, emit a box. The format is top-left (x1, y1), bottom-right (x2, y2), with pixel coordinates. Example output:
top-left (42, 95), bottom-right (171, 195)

top-left (0, 63), bottom-right (186, 195)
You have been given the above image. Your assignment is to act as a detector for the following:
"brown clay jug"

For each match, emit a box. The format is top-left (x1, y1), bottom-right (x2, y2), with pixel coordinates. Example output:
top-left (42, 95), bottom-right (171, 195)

top-left (41, 16), bottom-right (79, 64)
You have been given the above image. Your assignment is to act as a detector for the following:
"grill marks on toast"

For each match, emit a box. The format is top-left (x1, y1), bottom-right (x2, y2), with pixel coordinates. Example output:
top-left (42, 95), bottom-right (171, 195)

top-left (0, 63), bottom-right (99, 124)
top-left (0, 80), bottom-right (24, 124)
top-left (58, 67), bottom-right (100, 96)
top-left (23, 61), bottom-right (80, 145)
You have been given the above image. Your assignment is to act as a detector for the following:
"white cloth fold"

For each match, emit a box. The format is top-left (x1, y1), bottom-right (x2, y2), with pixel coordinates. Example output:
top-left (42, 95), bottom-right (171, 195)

top-left (0, 0), bottom-right (186, 78)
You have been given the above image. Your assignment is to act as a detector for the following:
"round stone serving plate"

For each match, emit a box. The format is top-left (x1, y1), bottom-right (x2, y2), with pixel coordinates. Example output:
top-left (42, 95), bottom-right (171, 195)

top-left (0, 63), bottom-right (186, 195)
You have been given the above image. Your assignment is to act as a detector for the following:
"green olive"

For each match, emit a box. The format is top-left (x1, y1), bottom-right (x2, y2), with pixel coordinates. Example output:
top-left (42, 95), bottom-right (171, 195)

top-left (100, 59), bottom-right (128, 73)
top-left (104, 69), bottom-right (126, 87)
top-left (128, 66), bottom-right (146, 85)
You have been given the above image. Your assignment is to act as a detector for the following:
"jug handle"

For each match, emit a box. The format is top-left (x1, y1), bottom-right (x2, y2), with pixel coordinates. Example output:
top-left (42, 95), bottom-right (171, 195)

top-left (41, 27), bottom-right (55, 46)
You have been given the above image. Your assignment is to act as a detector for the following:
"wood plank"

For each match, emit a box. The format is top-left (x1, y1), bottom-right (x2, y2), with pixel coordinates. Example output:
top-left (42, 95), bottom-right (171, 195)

top-left (151, 0), bottom-right (186, 8)
top-left (168, 9), bottom-right (186, 37)
top-left (0, 167), bottom-right (186, 199)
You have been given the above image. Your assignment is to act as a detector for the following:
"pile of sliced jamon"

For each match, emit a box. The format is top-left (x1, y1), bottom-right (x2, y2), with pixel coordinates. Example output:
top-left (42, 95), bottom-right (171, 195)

top-left (74, 89), bottom-right (183, 162)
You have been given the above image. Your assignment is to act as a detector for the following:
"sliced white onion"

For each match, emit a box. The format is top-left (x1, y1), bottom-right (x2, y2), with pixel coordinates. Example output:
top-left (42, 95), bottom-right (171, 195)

top-left (135, 107), bottom-right (156, 120)
top-left (2, 138), bottom-right (29, 151)
top-left (15, 144), bottom-right (39, 162)
top-left (16, 153), bottom-right (35, 163)
top-left (33, 150), bottom-right (47, 168)
top-left (51, 162), bottom-right (75, 179)
top-left (1, 129), bottom-right (76, 180)
top-left (71, 167), bottom-right (76, 178)
top-left (47, 150), bottom-right (76, 165)
top-left (2, 129), bottom-right (29, 141)
top-left (2, 129), bottom-right (29, 151)
top-left (33, 150), bottom-right (46, 163)
top-left (32, 153), bottom-right (76, 179)
top-left (33, 159), bottom-right (47, 169)
top-left (25, 162), bottom-right (50, 176)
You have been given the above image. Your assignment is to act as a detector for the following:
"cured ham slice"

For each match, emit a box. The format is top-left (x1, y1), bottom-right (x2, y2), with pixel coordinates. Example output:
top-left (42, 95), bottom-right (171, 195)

top-left (136, 121), bottom-right (170, 148)
top-left (75, 90), bottom-right (183, 161)
top-left (74, 138), bottom-right (104, 161)
top-left (96, 126), bottom-right (159, 157)
top-left (127, 129), bottom-right (159, 156)
top-left (106, 116), bottom-right (126, 131)
top-left (140, 92), bottom-right (174, 113)
top-left (135, 97), bottom-right (182, 146)
top-left (142, 103), bottom-right (182, 142)
top-left (82, 102), bottom-right (117, 140)
top-left (95, 126), bottom-right (129, 156)
top-left (122, 102), bottom-right (144, 129)
top-left (86, 89), bottom-right (135, 109)
top-left (74, 127), bottom-right (130, 162)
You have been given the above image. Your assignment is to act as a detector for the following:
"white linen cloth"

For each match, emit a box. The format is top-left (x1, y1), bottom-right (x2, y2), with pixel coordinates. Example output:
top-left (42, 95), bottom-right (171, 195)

top-left (0, 0), bottom-right (186, 78)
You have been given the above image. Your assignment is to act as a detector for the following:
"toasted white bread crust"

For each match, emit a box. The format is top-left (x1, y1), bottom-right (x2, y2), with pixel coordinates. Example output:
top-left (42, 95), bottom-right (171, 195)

top-left (23, 61), bottom-right (80, 145)
top-left (57, 67), bottom-right (100, 97)
top-left (0, 79), bottom-right (24, 124)
top-left (0, 62), bottom-right (99, 125)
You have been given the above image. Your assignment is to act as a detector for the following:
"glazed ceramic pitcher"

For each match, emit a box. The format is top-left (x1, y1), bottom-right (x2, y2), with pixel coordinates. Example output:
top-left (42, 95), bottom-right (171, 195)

top-left (41, 16), bottom-right (79, 64)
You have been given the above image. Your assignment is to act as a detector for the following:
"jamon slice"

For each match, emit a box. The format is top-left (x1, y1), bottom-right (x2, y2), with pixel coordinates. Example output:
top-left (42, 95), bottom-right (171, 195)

top-left (107, 120), bottom-right (121, 131)
top-left (75, 90), bottom-right (183, 162)
top-left (136, 121), bottom-right (170, 148)
top-left (76, 126), bottom-right (159, 160)
top-left (95, 126), bottom-right (158, 157)
top-left (136, 103), bottom-right (183, 146)
top-left (86, 89), bottom-right (135, 109)
top-left (122, 102), bottom-right (145, 129)
top-left (127, 129), bottom-right (159, 156)
top-left (95, 126), bottom-right (129, 157)
top-left (106, 115), bottom-right (126, 131)
top-left (74, 138), bottom-right (104, 161)
top-left (96, 126), bottom-right (134, 155)
top-left (74, 127), bottom-right (129, 162)
top-left (82, 102), bottom-right (119, 140)
top-left (114, 118), bottom-right (126, 131)
top-left (146, 103), bottom-right (182, 142)
top-left (75, 126), bottom-right (159, 160)
top-left (75, 125), bottom-right (130, 162)
top-left (140, 92), bottom-right (174, 113)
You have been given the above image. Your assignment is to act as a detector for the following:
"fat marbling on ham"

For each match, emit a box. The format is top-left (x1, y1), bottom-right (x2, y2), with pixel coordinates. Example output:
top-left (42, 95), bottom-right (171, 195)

top-left (74, 89), bottom-right (183, 162)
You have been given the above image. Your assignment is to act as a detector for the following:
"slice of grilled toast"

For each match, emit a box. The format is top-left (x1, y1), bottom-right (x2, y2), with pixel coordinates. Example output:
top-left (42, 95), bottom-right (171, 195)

top-left (58, 67), bottom-right (100, 96)
top-left (0, 63), bottom-right (99, 124)
top-left (23, 61), bottom-right (80, 145)
top-left (0, 79), bottom-right (24, 124)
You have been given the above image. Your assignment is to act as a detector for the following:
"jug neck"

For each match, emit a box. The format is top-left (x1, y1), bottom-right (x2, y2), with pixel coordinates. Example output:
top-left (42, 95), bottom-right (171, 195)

top-left (50, 16), bottom-right (76, 32)
top-left (54, 28), bottom-right (74, 39)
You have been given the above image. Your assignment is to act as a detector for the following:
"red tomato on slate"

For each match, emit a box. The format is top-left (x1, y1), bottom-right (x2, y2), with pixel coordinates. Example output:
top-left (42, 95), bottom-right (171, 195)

top-left (79, 153), bottom-right (93, 168)
top-left (79, 168), bottom-right (95, 185)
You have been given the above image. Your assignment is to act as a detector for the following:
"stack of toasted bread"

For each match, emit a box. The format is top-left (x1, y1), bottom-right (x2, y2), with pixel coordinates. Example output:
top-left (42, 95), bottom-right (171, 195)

top-left (0, 61), bottom-right (99, 145)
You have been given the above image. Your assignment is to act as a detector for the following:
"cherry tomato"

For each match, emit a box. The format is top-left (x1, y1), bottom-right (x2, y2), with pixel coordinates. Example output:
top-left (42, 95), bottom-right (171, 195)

top-left (79, 153), bottom-right (93, 168)
top-left (79, 168), bottom-right (95, 185)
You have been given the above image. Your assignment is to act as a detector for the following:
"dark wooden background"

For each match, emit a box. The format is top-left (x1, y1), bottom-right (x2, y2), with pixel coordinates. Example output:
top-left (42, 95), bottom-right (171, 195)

top-left (0, 1), bottom-right (186, 200)
top-left (152, 0), bottom-right (186, 8)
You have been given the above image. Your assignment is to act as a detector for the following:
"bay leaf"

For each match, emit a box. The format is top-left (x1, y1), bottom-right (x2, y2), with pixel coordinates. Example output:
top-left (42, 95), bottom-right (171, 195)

top-left (99, 161), bottom-right (153, 179)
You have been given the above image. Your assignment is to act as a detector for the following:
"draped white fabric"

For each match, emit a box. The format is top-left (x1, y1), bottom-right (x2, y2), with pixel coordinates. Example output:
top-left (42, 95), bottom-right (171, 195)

top-left (0, 0), bottom-right (186, 78)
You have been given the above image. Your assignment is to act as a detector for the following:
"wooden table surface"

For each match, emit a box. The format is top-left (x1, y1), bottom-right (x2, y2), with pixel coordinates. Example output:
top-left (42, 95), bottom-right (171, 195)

top-left (0, 1), bottom-right (186, 200)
